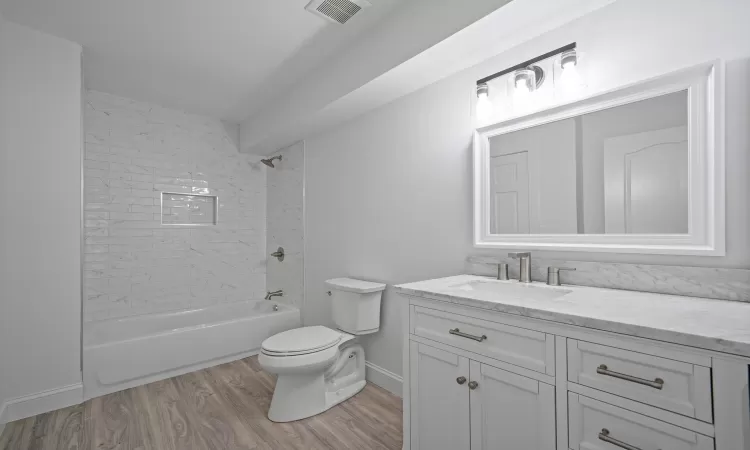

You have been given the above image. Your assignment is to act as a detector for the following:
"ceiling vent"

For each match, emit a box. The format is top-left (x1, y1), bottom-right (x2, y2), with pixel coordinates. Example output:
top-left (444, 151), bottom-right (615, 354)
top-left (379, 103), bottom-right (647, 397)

top-left (305, 0), bottom-right (371, 24)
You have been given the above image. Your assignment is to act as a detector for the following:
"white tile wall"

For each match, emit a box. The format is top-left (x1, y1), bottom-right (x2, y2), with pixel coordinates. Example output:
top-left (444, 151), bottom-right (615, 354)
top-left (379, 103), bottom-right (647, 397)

top-left (266, 142), bottom-right (305, 309)
top-left (83, 91), bottom-right (266, 321)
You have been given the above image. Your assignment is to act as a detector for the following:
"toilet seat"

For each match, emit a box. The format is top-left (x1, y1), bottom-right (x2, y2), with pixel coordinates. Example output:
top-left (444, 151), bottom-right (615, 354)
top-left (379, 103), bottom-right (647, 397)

top-left (261, 326), bottom-right (342, 357)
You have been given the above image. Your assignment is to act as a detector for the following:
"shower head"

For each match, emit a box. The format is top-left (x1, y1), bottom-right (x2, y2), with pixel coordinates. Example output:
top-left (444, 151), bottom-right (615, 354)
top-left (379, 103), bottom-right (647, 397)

top-left (261, 155), bottom-right (282, 168)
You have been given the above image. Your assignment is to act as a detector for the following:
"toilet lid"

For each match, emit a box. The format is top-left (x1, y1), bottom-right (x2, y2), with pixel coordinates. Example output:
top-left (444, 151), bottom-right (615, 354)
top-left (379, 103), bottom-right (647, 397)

top-left (261, 326), bottom-right (342, 355)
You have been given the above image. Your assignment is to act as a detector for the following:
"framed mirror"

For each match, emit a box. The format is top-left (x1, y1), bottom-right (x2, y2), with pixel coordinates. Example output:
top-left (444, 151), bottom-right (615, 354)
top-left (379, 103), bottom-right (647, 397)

top-left (473, 61), bottom-right (724, 255)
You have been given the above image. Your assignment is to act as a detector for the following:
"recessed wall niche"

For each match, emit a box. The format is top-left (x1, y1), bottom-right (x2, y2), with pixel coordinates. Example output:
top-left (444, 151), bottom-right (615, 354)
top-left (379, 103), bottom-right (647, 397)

top-left (161, 192), bottom-right (218, 226)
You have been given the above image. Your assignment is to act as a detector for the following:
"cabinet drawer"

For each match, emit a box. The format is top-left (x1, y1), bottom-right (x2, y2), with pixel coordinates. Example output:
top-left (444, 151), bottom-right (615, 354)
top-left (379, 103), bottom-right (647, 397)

top-left (568, 340), bottom-right (712, 422)
top-left (411, 306), bottom-right (554, 375)
top-left (569, 393), bottom-right (714, 450)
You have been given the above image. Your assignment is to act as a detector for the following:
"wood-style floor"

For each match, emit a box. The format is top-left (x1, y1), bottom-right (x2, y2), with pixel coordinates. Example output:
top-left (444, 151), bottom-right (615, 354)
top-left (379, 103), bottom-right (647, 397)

top-left (0, 356), bottom-right (403, 450)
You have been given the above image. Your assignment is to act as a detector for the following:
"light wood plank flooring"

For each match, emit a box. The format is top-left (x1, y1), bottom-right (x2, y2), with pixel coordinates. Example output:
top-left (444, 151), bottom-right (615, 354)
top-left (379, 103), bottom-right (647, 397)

top-left (0, 356), bottom-right (403, 450)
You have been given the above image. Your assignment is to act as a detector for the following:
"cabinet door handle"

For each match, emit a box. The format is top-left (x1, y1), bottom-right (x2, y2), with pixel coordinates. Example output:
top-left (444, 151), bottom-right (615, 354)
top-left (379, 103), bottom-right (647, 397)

top-left (449, 328), bottom-right (487, 342)
top-left (598, 428), bottom-right (657, 450)
top-left (456, 376), bottom-right (467, 385)
top-left (597, 365), bottom-right (664, 390)
top-left (468, 381), bottom-right (479, 390)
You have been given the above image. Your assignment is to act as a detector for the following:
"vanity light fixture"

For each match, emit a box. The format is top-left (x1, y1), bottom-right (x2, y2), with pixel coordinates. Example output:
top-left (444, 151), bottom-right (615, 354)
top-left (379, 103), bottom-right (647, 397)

top-left (475, 42), bottom-right (576, 117)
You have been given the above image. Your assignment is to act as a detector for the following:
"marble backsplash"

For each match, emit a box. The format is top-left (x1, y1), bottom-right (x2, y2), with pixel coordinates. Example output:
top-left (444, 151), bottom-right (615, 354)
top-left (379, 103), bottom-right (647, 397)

top-left (467, 255), bottom-right (750, 303)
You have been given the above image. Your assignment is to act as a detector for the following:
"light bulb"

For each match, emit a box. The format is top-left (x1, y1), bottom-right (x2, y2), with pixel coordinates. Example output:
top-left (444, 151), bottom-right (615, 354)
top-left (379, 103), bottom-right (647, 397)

top-left (561, 62), bottom-right (581, 88)
top-left (515, 79), bottom-right (531, 99)
top-left (476, 92), bottom-right (493, 121)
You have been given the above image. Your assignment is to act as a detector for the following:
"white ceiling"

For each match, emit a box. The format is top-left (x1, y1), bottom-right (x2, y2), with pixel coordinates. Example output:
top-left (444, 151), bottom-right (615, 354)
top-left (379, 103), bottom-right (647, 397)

top-left (0, 0), bottom-right (402, 121)
top-left (239, 0), bottom-right (616, 154)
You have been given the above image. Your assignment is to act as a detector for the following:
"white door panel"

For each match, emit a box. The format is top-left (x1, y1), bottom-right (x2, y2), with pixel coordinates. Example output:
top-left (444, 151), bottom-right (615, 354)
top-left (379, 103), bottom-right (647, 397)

top-left (604, 126), bottom-right (688, 234)
top-left (490, 152), bottom-right (529, 234)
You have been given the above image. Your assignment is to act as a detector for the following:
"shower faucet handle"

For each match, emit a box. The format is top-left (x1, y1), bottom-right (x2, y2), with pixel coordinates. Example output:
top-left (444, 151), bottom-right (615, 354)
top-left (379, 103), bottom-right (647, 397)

top-left (270, 247), bottom-right (285, 262)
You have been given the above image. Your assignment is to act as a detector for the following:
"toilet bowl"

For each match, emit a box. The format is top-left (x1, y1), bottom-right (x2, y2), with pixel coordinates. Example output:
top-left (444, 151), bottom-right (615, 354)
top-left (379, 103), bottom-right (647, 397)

top-left (259, 277), bottom-right (386, 422)
top-left (259, 325), bottom-right (366, 422)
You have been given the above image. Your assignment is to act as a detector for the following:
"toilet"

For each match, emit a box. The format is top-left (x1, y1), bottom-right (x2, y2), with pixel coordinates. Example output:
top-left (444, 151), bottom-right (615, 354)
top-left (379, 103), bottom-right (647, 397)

top-left (258, 277), bottom-right (386, 422)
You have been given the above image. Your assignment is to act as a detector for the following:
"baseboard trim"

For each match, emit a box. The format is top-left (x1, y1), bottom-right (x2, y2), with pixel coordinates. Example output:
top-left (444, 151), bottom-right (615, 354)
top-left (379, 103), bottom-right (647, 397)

top-left (0, 383), bottom-right (83, 424)
top-left (365, 361), bottom-right (403, 398)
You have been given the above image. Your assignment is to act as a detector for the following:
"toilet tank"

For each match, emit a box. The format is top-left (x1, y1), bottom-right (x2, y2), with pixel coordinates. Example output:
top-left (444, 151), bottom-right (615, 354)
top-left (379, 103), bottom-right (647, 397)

top-left (325, 278), bottom-right (386, 335)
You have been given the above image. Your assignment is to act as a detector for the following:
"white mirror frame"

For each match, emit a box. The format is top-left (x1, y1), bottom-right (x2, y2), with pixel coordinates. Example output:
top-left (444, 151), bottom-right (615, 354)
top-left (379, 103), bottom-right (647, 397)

top-left (473, 61), bottom-right (725, 255)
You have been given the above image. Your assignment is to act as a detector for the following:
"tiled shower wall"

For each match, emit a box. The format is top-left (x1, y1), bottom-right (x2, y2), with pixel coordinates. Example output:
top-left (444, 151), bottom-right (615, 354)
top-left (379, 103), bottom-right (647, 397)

top-left (83, 91), bottom-right (266, 321)
top-left (266, 142), bottom-right (305, 309)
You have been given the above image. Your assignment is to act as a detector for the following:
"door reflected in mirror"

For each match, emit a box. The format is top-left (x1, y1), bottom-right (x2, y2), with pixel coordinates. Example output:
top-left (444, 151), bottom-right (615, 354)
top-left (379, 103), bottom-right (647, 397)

top-left (488, 90), bottom-right (688, 235)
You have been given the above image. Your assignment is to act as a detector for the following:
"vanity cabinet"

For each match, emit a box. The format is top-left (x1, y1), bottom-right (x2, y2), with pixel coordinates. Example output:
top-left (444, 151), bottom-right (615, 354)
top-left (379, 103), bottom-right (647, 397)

top-left (399, 287), bottom-right (749, 450)
top-left (409, 342), bottom-right (470, 450)
top-left (411, 305), bottom-right (555, 375)
top-left (567, 339), bottom-right (714, 422)
top-left (568, 394), bottom-right (714, 450)
top-left (468, 360), bottom-right (556, 450)
top-left (409, 341), bottom-right (555, 450)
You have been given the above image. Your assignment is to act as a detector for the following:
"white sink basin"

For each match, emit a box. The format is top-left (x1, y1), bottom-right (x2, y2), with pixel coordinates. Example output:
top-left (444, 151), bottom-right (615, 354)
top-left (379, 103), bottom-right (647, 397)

top-left (448, 280), bottom-right (572, 301)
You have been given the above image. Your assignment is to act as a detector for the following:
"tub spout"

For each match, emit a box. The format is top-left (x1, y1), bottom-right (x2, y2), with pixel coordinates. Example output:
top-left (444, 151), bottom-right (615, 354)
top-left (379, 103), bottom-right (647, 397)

top-left (265, 290), bottom-right (283, 300)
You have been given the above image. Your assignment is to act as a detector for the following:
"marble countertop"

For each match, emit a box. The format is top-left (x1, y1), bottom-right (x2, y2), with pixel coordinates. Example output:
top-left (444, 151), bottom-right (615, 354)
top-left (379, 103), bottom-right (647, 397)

top-left (394, 275), bottom-right (750, 359)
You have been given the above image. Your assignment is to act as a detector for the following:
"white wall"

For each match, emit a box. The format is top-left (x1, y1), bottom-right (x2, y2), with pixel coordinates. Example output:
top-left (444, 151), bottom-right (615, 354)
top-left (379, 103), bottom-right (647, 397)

top-left (303, 0), bottom-right (750, 379)
top-left (0, 16), bottom-right (83, 420)
top-left (83, 91), bottom-right (266, 321)
top-left (240, 0), bottom-right (516, 154)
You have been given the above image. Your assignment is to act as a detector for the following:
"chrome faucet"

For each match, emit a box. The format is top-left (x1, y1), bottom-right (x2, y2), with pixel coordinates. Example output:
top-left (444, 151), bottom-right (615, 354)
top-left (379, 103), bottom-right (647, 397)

top-left (265, 290), bottom-right (283, 300)
top-left (508, 252), bottom-right (532, 283)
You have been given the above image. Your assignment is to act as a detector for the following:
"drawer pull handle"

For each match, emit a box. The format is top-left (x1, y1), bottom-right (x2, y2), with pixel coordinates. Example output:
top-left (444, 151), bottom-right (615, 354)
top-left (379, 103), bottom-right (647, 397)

top-left (597, 365), bottom-right (664, 390)
top-left (598, 428), bottom-right (657, 450)
top-left (449, 328), bottom-right (487, 342)
top-left (456, 376), bottom-right (467, 385)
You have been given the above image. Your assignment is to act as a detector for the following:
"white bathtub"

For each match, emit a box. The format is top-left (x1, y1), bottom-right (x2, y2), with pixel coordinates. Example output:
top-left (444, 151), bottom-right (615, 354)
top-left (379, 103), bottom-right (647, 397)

top-left (83, 301), bottom-right (300, 399)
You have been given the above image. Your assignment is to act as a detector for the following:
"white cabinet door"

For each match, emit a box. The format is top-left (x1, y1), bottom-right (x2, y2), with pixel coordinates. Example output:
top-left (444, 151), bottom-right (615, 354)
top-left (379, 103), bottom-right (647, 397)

top-left (469, 361), bottom-right (556, 450)
top-left (410, 342), bottom-right (471, 450)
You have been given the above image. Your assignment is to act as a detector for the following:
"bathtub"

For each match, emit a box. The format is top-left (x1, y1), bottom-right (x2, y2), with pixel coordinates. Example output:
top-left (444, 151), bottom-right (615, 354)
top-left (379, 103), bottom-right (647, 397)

top-left (83, 300), bottom-right (300, 399)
